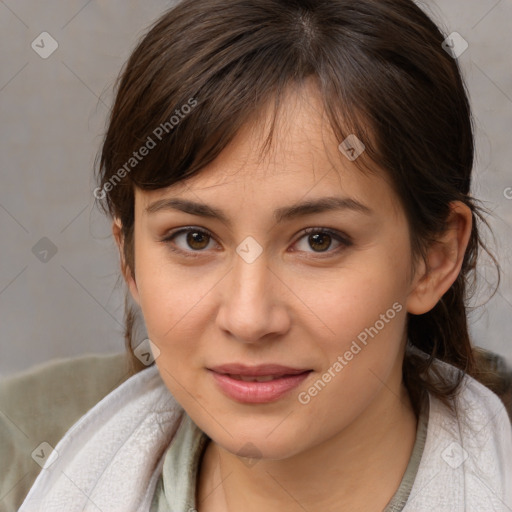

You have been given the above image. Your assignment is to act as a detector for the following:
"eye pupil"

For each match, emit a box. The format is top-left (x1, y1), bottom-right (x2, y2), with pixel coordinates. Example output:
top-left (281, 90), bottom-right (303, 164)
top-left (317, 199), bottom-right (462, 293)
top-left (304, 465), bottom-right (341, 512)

top-left (187, 231), bottom-right (209, 250)
top-left (309, 233), bottom-right (331, 252)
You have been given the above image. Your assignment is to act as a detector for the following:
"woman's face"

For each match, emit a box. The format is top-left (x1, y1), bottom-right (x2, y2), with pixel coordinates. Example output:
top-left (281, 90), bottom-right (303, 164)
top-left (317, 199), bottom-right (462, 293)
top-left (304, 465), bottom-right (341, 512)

top-left (123, 82), bottom-right (421, 460)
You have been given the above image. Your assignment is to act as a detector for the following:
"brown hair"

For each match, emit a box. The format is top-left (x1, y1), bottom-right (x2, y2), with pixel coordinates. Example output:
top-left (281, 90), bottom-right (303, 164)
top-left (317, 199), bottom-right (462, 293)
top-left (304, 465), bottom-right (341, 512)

top-left (95, 0), bottom-right (504, 417)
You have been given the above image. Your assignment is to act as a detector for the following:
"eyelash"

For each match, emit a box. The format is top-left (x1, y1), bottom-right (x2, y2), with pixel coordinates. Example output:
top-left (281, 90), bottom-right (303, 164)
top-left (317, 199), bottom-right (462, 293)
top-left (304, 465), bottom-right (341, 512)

top-left (160, 226), bottom-right (352, 259)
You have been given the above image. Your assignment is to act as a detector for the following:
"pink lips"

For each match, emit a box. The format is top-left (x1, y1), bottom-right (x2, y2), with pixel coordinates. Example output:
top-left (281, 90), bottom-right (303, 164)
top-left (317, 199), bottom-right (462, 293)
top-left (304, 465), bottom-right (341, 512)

top-left (207, 363), bottom-right (312, 404)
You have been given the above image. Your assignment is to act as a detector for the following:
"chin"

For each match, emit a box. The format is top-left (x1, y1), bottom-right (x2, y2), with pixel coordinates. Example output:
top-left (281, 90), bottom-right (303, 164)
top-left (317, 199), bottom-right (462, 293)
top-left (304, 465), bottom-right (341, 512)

top-left (212, 427), bottom-right (308, 462)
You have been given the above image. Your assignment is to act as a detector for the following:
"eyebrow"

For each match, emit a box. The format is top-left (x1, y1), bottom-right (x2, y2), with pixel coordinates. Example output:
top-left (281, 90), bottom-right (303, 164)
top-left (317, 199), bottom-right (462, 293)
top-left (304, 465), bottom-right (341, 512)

top-left (145, 196), bottom-right (373, 224)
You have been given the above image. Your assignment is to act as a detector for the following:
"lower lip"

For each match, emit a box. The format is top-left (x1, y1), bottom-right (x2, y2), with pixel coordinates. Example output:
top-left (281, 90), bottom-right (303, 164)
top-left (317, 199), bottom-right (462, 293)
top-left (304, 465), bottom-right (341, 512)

top-left (209, 370), bottom-right (311, 404)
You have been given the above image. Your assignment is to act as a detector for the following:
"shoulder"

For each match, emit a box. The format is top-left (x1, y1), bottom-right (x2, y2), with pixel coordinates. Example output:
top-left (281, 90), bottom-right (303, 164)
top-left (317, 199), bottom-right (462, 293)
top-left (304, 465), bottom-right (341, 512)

top-left (405, 358), bottom-right (512, 511)
top-left (453, 368), bottom-right (512, 466)
top-left (433, 356), bottom-right (512, 439)
top-left (0, 352), bottom-right (131, 512)
top-left (457, 368), bottom-right (512, 427)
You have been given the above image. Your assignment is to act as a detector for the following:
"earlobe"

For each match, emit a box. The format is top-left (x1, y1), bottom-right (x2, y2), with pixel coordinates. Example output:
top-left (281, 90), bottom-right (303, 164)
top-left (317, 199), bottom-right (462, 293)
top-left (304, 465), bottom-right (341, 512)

top-left (406, 201), bottom-right (472, 315)
top-left (112, 218), bottom-right (141, 307)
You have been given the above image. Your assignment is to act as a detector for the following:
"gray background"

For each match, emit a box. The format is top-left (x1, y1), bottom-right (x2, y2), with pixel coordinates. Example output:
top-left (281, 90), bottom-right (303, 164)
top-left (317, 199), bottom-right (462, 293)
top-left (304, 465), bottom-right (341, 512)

top-left (0, 0), bottom-right (511, 377)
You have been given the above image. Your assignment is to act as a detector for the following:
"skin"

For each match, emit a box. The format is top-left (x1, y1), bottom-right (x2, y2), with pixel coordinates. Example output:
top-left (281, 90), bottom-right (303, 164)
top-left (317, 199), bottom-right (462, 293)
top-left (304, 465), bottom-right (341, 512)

top-left (113, 79), bottom-right (472, 511)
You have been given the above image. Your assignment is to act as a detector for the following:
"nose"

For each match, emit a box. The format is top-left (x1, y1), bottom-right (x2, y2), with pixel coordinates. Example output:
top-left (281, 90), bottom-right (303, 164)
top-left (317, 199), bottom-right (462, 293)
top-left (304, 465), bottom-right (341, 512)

top-left (215, 250), bottom-right (291, 344)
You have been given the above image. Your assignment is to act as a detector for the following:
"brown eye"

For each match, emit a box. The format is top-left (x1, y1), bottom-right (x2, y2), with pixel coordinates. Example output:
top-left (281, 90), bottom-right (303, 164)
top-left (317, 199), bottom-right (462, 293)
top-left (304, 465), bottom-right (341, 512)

top-left (161, 227), bottom-right (217, 257)
top-left (293, 228), bottom-right (352, 256)
top-left (308, 232), bottom-right (332, 252)
top-left (186, 230), bottom-right (210, 250)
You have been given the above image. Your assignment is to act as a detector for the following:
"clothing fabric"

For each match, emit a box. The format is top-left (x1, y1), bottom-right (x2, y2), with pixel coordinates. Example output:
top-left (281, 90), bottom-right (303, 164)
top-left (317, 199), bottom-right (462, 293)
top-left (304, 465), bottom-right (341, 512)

top-left (15, 353), bottom-right (512, 511)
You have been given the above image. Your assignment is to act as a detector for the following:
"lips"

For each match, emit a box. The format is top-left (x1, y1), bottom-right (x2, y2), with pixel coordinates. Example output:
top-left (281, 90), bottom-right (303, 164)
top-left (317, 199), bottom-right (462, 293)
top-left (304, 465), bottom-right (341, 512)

top-left (227, 374), bottom-right (287, 382)
top-left (207, 363), bottom-right (313, 403)
top-left (208, 363), bottom-right (310, 377)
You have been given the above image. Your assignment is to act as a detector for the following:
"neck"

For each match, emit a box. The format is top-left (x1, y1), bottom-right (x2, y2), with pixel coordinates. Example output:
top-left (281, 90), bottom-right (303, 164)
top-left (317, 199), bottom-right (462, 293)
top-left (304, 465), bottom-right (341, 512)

top-left (197, 380), bottom-right (418, 512)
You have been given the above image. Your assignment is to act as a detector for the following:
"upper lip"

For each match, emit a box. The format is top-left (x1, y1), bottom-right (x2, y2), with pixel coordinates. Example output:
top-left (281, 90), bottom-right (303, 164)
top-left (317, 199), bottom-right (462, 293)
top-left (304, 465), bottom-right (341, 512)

top-left (208, 363), bottom-right (311, 377)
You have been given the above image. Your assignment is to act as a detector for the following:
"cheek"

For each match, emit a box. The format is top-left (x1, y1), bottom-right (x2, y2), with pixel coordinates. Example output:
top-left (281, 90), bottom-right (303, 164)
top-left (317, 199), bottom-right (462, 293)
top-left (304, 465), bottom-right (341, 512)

top-left (137, 260), bottom-right (210, 402)
top-left (293, 263), bottom-right (408, 404)
top-left (293, 284), bottom-right (407, 433)
top-left (134, 245), bottom-right (216, 340)
top-left (294, 262), bottom-right (407, 340)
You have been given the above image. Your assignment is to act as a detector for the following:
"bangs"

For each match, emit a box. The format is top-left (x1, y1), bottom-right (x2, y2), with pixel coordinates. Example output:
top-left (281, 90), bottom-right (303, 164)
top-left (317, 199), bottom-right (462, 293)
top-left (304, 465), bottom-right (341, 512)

top-left (96, 0), bottom-right (430, 216)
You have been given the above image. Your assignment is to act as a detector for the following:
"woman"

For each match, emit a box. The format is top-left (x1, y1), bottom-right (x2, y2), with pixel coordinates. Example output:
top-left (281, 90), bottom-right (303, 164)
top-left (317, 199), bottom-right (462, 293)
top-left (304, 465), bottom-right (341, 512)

top-left (4, 0), bottom-right (512, 510)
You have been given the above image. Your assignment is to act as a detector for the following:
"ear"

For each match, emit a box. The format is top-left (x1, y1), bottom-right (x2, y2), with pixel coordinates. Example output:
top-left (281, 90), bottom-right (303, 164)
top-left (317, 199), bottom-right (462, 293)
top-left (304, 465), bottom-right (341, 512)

top-left (406, 201), bottom-right (472, 315)
top-left (112, 218), bottom-right (141, 306)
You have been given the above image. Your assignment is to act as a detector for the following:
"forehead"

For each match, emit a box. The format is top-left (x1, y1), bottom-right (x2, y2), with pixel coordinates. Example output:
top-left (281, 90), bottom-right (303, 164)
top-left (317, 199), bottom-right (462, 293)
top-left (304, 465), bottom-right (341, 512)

top-left (134, 80), bottom-right (400, 221)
